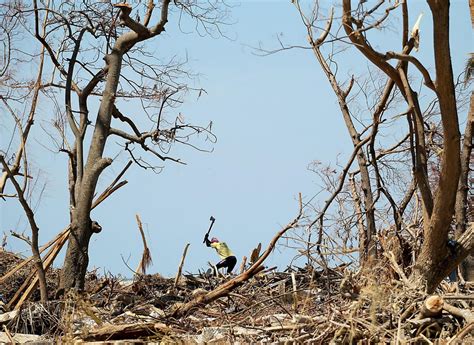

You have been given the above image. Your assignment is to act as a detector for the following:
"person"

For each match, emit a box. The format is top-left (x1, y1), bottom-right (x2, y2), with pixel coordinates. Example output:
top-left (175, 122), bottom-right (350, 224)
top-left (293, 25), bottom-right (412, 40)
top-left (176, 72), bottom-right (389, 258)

top-left (204, 235), bottom-right (237, 276)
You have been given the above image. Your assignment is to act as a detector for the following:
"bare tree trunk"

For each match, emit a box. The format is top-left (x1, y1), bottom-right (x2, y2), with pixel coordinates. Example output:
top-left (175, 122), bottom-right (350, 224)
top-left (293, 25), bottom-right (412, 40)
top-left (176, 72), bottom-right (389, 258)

top-left (61, 216), bottom-right (94, 290)
top-left (0, 4), bottom-right (49, 194)
top-left (309, 43), bottom-right (377, 262)
top-left (0, 5), bottom-right (49, 299)
top-left (340, 0), bottom-right (467, 291)
top-left (410, 0), bottom-right (462, 292)
top-left (456, 92), bottom-right (474, 280)
top-left (349, 174), bottom-right (367, 265)
top-left (60, 48), bottom-right (122, 290)
top-left (457, 0), bottom-right (474, 282)
top-left (60, 1), bottom-right (171, 291)
top-left (0, 157), bottom-right (48, 302)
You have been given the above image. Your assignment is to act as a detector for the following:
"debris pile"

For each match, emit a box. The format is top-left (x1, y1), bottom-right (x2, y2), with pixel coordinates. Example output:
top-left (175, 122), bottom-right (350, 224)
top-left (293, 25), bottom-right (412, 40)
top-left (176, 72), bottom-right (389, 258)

top-left (1, 248), bottom-right (473, 343)
top-left (0, 249), bottom-right (60, 305)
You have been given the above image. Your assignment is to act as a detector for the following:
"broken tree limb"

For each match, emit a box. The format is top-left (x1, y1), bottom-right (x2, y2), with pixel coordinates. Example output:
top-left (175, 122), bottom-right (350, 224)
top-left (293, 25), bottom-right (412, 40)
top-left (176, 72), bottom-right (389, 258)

top-left (169, 193), bottom-right (303, 318)
top-left (135, 214), bottom-right (152, 275)
top-left (443, 301), bottom-right (474, 324)
top-left (81, 322), bottom-right (183, 341)
top-left (174, 243), bottom-right (190, 288)
top-left (239, 256), bottom-right (247, 274)
top-left (0, 169), bottom-right (130, 285)
top-left (448, 322), bottom-right (474, 344)
top-left (102, 160), bottom-right (132, 196)
top-left (9, 230), bottom-right (69, 310)
top-left (291, 272), bottom-right (298, 311)
top-left (2, 326), bottom-right (14, 344)
top-left (2, 164), bottom-right (130, 308)
top-left (383, 251), bottom-right (414, 289)
top-left (92, 180), bottom-right (128, 209)
top-left (0, 310), bottom-right (19, 323)
top-left (0, 228), bottom-right (68, 284)
top-left (0, 155), bottom-right (48, 302)
top-left (91, 160), bottom-right (132, 210)
top-left (250, 243), bottom-right (261, 264)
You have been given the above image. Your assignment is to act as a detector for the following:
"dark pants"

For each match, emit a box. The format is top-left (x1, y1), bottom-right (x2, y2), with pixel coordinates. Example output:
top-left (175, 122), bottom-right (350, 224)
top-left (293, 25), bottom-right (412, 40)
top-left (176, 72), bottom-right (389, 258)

top-left (216, 256), bottom-right (237, 274)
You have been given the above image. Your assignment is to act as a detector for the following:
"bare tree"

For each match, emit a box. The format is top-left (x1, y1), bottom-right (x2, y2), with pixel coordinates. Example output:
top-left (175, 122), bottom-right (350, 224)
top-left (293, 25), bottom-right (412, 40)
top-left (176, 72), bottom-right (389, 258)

top-left (455, 1), bottom-right (474, 280)
top-left (3, 0), bottom-right (225, 292)
top-left (0, 1), bottom-right (51, 302)
top-left (280, 0), bottom-right (473, 292)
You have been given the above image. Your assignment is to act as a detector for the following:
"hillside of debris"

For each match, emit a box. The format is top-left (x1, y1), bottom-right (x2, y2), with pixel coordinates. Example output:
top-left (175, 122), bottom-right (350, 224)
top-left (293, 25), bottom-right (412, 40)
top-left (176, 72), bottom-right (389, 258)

top-left (1, 248), bottom-right (473, 344)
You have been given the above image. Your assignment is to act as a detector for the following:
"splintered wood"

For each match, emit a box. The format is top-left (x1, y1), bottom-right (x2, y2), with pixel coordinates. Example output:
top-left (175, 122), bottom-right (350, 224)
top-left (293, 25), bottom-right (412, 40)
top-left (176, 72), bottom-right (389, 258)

top-left (1, 257), bottom-right (473, 343)
top-left (0, 161), bottom-right (132, 310)
top-left (1, 194), bottom-right (473, 342)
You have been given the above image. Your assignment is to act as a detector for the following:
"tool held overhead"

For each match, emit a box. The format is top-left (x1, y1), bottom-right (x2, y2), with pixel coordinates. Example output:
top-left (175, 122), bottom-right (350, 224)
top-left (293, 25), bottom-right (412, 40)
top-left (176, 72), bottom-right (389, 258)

top-left (202, 216), bottom-right (237, 276)
top-left (203, 216), bottom-right (216, 243)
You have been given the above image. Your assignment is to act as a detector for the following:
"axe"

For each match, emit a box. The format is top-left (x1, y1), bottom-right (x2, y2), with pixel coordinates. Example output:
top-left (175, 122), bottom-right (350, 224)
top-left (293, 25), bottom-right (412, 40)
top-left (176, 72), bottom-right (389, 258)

top-left (203, 216), bottom-right (216, 243)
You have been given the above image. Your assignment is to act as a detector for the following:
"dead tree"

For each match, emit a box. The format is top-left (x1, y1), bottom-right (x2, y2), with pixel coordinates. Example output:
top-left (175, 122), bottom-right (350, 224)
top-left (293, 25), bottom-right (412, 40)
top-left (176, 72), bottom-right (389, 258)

top-left (455, 93), bottom-right (473, 281)
top-left (455, 3), bottom-right (474, 281)
top-left (0, 2), bottom-right (50, 302)
top-left (283, 1), bottom-right (418, 269)
top-left (286, 0), bottom-right (472, 292)
top-left (5, 0), bottom-right (224, 291)
top-left (342, 0), bottom-right (470, 291)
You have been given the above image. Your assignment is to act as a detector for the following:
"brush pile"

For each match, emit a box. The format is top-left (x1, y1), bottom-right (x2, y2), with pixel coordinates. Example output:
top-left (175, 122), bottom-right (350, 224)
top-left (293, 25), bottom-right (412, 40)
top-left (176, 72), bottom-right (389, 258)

top-left (1, 248), bottom-right (473, 344)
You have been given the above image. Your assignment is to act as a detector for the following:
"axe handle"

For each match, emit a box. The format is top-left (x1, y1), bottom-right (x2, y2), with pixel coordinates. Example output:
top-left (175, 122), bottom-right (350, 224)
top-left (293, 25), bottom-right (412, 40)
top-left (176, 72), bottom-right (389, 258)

top-left (203, 219), bottom-right (216, 243)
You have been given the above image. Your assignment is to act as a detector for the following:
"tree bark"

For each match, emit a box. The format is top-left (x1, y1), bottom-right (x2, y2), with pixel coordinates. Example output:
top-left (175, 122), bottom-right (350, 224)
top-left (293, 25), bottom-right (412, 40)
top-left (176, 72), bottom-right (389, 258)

top-left (60, 35), bottom-right (136, 292)
top-left (341, 0), bottom-right (465, 292)
top-left (82, 322), bottom-right (181, 341)
top-left (342, 0), bottom-right (434, 223)
top-left (60, 216), bottom-right (94, 290)
top-left (409, 0), bottom-right (462, 292)
top-left (0, 157), bottom-right (48, 302)
top-left (60, 1), bottom-right (171, 291)
top-left (456, 93), bottom-right (474, 280)
top-left (350, 174), bottom-right (367, 265)
top-left (310, 45), bottom-right (377, 262)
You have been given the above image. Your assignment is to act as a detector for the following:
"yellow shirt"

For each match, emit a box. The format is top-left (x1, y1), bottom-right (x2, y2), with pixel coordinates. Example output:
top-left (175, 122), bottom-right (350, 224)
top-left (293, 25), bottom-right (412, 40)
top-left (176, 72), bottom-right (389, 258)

top-left (210, 242), bottom-right (233, 260)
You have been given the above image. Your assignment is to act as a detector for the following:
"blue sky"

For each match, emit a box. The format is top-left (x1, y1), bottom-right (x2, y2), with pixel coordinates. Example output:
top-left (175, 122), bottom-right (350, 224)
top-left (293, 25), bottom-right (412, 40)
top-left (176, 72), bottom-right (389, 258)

top-left (1, 1), bottom-right (472, 277)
